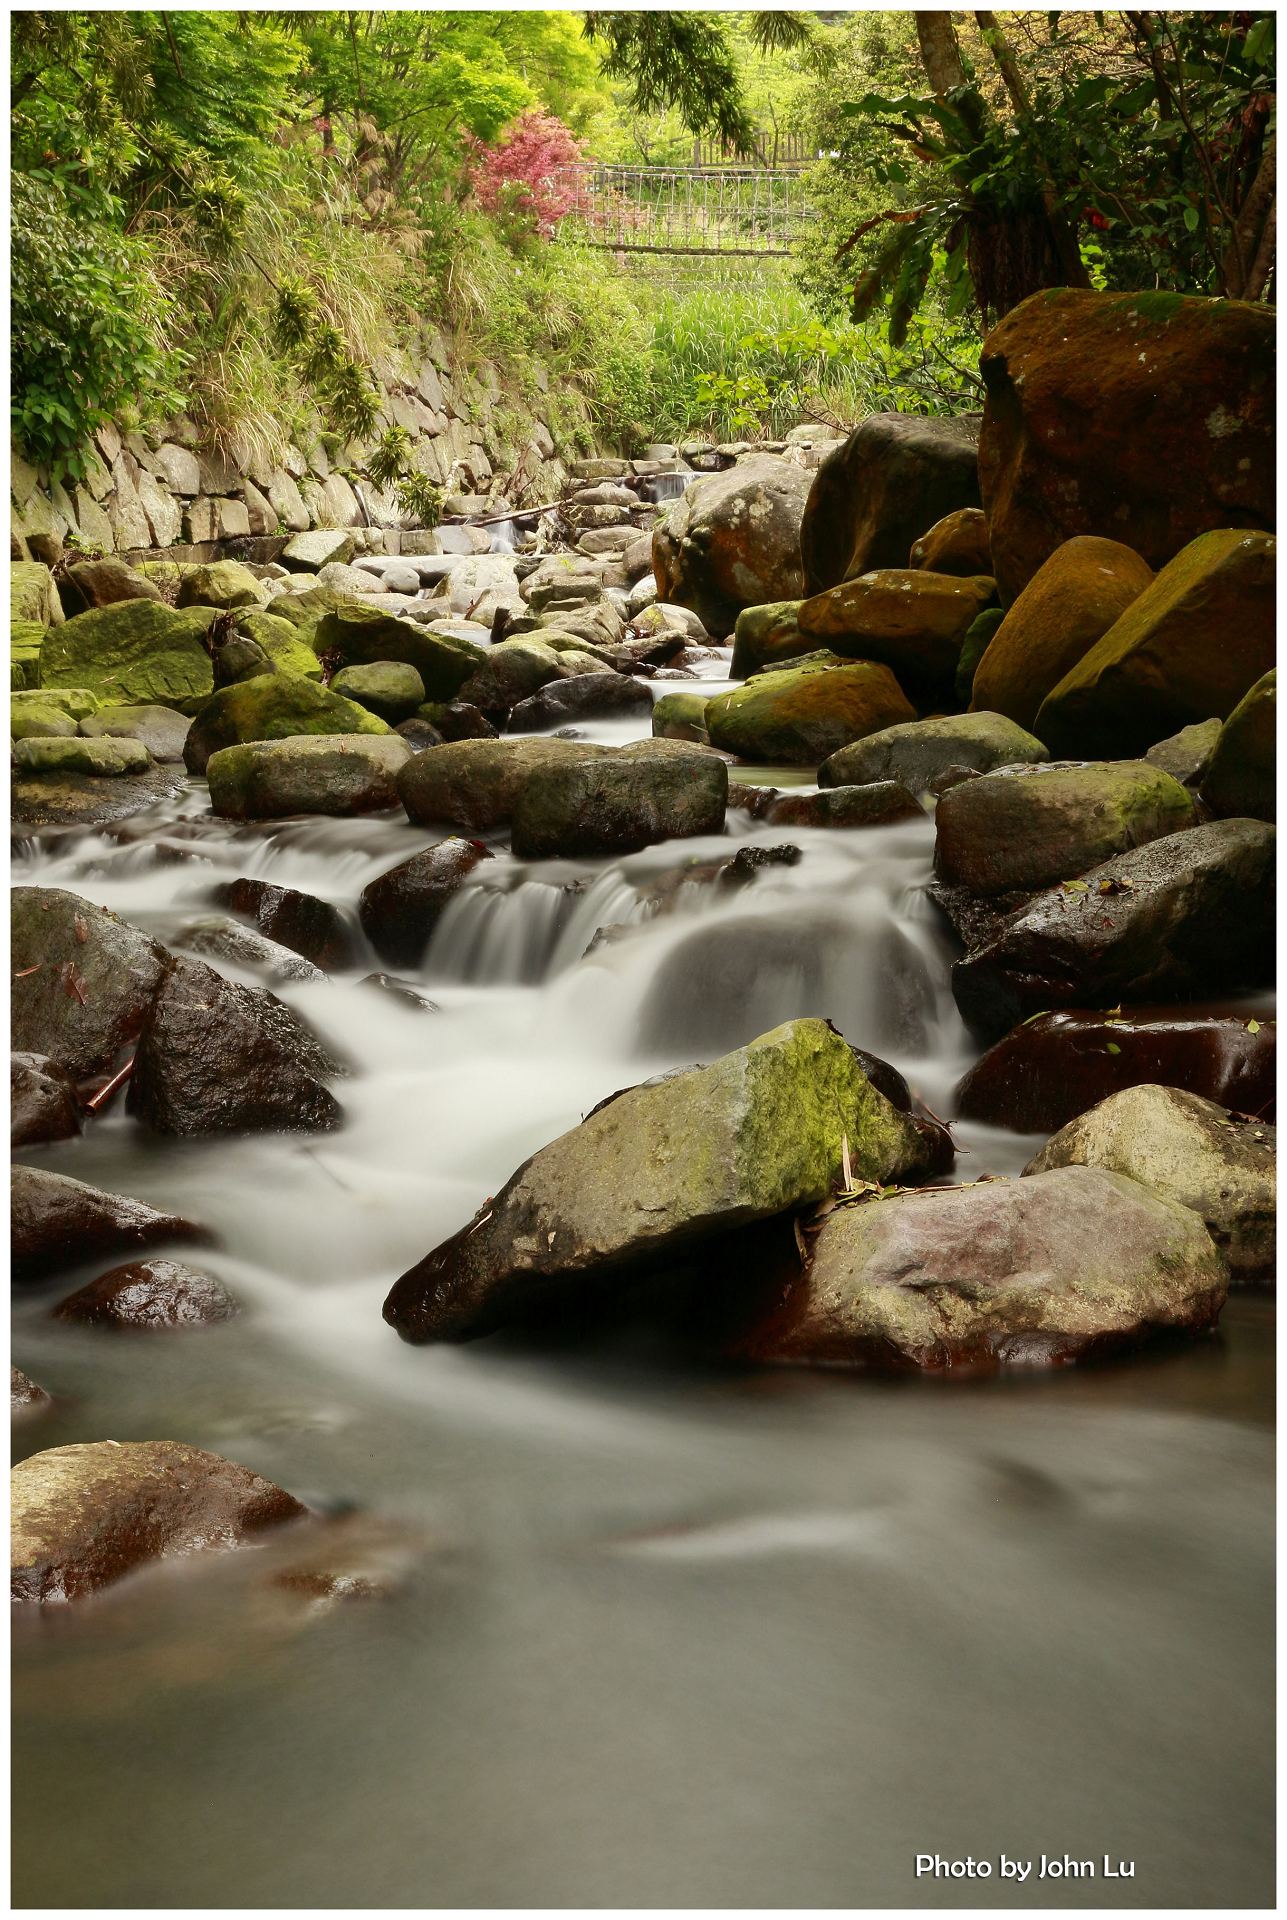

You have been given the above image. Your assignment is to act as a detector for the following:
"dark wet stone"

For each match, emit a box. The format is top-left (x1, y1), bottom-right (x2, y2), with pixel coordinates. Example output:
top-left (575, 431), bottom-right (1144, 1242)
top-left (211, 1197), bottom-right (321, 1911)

top-left (727, 783), bottom-right (781, 819)
top-left (430, 702), bottom-right (499, 743)
top-left (12, 1164), bottom-right (212, 1285)
top-left (715, 844), bottom-right (803, 888)
top-left (52, 1258), bottom-right (239, 1329)
top-left (358, 839), bottom-right (492, 968)
top-left (508, 673), bottom-right (654, 733)
top-left (10, 762), bottom-right (188, 831)
top-left (765, 783), bottom-right (923, 830)
top-left (11, 1367), bottom-right (52, 1417)
top-left (11, 1052), bottom-right (82, 1148)
top-left (211, 878), bottom-right (357, 971)
top-left (359, 974), bottom-right (441, 1013)
top-left (11, 886), bottom-right (169, 1077)
top-left (393, 718), bottom-right (445, 752)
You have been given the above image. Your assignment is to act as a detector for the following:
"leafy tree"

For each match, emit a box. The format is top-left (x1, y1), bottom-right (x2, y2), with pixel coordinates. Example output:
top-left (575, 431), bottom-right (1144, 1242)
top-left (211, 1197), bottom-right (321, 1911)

top-left (462, 110), bottom-right (587, 239)
top-left (581, 11), bottom-right (816, 155)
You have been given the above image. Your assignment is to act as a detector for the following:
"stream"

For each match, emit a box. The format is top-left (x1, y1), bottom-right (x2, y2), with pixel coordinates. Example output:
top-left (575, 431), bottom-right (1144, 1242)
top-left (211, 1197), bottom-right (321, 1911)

top-left (11, 693), bottom-right (1274, 1908)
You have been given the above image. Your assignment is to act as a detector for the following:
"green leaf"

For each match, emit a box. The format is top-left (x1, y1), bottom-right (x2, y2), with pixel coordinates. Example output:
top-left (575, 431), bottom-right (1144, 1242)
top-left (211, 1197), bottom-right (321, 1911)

top-left (1183, 205), bottom-right (1200, 231)
top-left (1105, 1042), bottom-right (1121, 1055)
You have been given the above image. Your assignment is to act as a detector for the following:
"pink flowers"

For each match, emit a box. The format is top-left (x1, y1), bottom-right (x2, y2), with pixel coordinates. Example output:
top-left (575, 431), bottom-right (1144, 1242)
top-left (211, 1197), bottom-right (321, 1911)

top-left (462, 111), bottom-right (587, 235)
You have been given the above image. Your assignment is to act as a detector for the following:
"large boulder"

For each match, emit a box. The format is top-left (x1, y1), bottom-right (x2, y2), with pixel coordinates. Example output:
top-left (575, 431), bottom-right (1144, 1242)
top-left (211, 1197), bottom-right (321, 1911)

top-left (954, 1006), bottom-right (1276, 1135)
top-left (398, 736), bottom-right (610, 832)
top-left (183, 674), bottom-right (392, 774)
top-left (232, 610), bottom-right (325, 682)
top-left (729, 600), bottom-right (806, 679)
top-left (384, 1018), bottom-right (939, 1342)
top-left (358, 840), bottom-right (492, 967)
top-left (58, 558), bottom-right (163, 615)
top-left (730, 1165), bottom-right (1227, 1371)
top-left (38, 600), bottom-right (216, 710)
top-left (79, 704), bottom-right (191, 763)
top-left (970, 536), bottom-right (1155, 732)
top-left (795, 569), bottom-right (996, 705)
top-left (177, 560), bottom-right (268, 610)
top-left (129, 954), bottom-right (344, 1135)
top-left (819, 711), bottom-right (1046, 794)
top-left (211, 878), bottom-right (357, 970)
top-left (510, 741), bottom-right (727, 859)
top-left (951, 820), bottom-right (1276, 1041)
top-left (12, 1442), bottom-right (305, 1602)
top-left (935, 761), bottom-right (1196, 897)
top-left (313, 602), bottom-right (486, 702)
top-left (509, 673), bottom-right (654, 734)
top-left (1034, 529), bottom-right (1276, 758)
top-left (1201, 669), bottom-right (1275, 823)
top-left (52, 1258), bottom-right (240, 1330)
top-left (12, 1164), bottom-right (210, 1284)
top-left (652, 456), bottom-right (812, 638)
top-left (706, 660), bottom-right (915, 766)
top-left (12, 735), bottom-right (150, 778)
top-left (977, 288), bottom-right (1274, 606)
top-left (799, 413), bottom-right (983, 594)
top-left (11, 1053), bottom-right (81, 1148)
top-left (909, 507), bottom-right (992, 576)
top-left (206, 734), bottom-right (410, 820)
top-left (11, 886), bottom-right (168, 1076)
top-left (1024, 1084), bottom-right (1274, 1282)
top-left (329, 661), bottom-right (426, 722)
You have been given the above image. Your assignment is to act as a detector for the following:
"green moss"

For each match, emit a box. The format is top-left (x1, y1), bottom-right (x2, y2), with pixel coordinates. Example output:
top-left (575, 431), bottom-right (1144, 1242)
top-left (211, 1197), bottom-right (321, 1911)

top-left (183, 672), bottom-right (392, 775)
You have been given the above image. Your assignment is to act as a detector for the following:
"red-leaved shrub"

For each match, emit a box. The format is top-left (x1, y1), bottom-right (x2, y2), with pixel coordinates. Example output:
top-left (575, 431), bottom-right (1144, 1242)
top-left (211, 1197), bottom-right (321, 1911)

top-left (462, 111), bottom-right (588, 235)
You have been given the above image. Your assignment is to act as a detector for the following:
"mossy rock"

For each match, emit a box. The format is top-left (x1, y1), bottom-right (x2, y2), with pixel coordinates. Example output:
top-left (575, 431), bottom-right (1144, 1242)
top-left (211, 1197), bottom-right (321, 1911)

top-left (12, 687), bottom-right (100, 722)
top-left (183, 673), bottom-right (393, 775)
top-left (330, 660), bottom-right (426, 721)
top-left (457, 638), bottom-right (566, 712)
top-left (11, 619), bottom-right (45, 690)
top-left (13, 735), bottom-right (151, 777)
top-left (1201, 668), bottom-right (1275, 823)
top-left (233, 610), bottom-right (324, 682)
top-left (954, 607), bottom-right (1005, 707)
top-left (729, 600), bottom-right (806, 678)
top-left (313, 602), bottom-right (486, 702)
top-left (652, 690), bottom-right (712, 743)
top-left (39, 599), bottom-right (217, 712)
top-left (706, 659), bottom-right (916, 766)
top-left (11, 703), bottom-right (77, 740)
top-left (178, 561), bottom-right (269, 611)
top-left (11, 562), bottom-right (60, 627)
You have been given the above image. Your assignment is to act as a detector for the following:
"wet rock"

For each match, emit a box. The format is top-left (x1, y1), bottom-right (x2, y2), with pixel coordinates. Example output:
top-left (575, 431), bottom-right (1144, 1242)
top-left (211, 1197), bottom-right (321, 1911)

top-left (39, 600), bottom-right (217, 710)
top-left (971, 536), bottom-right (1155, 733)
top-left (312, 603), bottom-right (486, 703)
top-left (651, 690), bottom-right (711, 743)
top-left (797, 569), bottom-right (997, 706)
top-left (1034, 529), bottom-right (1275, 758)
top-left (59, 558), bottom-right (163, 615)
top-left (455, 638), bottom-right (573, 715)
top-left (1146, 718), bottom-right (1224, 788)
top-left (11, 1052), bottom-right (81, 1148)
top-left (394, 718), bottom-right (445, 752)
top-left (359, 973), bottom-right (441, 1013)
top-left (706, 659), bottom-right (915, 766)
top-left (384, 1017), bottom-right (939, 1342)
top-left (954, 1006), bottom-right (1276, 1134)
top-left (417, 701), bottom-right (497, 743)
top-left (11, 1368), bottom-right (51, 1418)
top-left (511, 741), bottom-right (727, 859)
top-left (729, 601), bottom-right (808, 679)
top-left (11, 703), bottom-right (77, 740)
top-left (508, 673), bottom-right (654, 733)
top-left (652, 456), bottom-right (812, 637)
top-left (79, 704), bottom-right (191, 763)
top-left (1024, 1085), bottom-right (1275, 1282)
top-left (715, 844), bottom-right (804, 888)
top-left (1201, 669), bottom-right (1275, 823)
top-left (177, 561), bottom-right (268, 611)
top-left (13, 736), bottom-right (150, 777)
top-left (954, 607), bottom-right (1005, 707)
top-left (184, 675), bottom-right (393, 776)
top-left (909, 507), bottom-right (992, 576)
top-left (170, 915), bottom-right (326, 984)
top-left (820, 712), bottom-right (1047, 795)
top-left (977, 289), bottom-right (1274, 606)
top-left (10, 762), bottom-right (188, 832)
top-left (398, 736), bottom-right (610, 832)
top-left (129, 954), bottom-right (344, 1136)
top-left (765, 781), bottom-right (923, 830)
top-left (12, 1164), bottom-right (211, 1284)
top-left (11, 886), bottom-right (169, 1077)
top-left (11, 1441), bottom-right (306, 1602)
top-left (206, 734), bottom-right (410, 820)
top-left (211, 878), bottom-right (357, 970)
top-left (951, 819), bottom-right (1276, 1042)
top-left (731, 1165), bottom-right (1226, 1372)
top-left (330, 661), bottom-right (426, 723)
top-left (52, 1257), bottom-right (240, 1329)
top-left (359, 839), bottom-right (492, 967)
top-left (935, 759), bottom-right (1197, 897)
top-left (800, 412), bottom-right (983, 594)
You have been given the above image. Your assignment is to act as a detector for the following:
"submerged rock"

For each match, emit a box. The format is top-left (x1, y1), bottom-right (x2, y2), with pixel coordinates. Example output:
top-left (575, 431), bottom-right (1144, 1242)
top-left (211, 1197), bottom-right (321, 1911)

top-left (11, 1441), bottom-right (306, 1602)
top-left (359, 839), bottom-right (492, 967)
top-left (12, 1165), bottom-right (211, 1285)
top-left (205, 734), bottom-right (410, 820)
top-left (11, 886), bottom-right (169, 1077)
top-left (1024, 1085), bottom-right (1275, 1283)
top-left (211, 878), bottom-right (357, 971)
top-left (510, 741), bottom-right (727, 859)
top-left (52, 1258), bottom-right (240, 1329)
top-left (819, 712), bottom-right (1046, 794)
top-left (170, 915), bottom-right (326, 984)
top-left (765, 782), bottom-right (922, 830)
top-left (705, 660), bottom-right (915, 765)
top-left (11, 1052), bottom-right (81, 1148)
top-left (800, 412), bottom-right (982, 593)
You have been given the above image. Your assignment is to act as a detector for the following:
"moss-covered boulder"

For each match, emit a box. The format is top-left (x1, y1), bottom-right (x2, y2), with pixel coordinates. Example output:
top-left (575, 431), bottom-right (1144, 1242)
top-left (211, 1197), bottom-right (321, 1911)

top-left (206, 734), bottom-right (411, 820)
top-left (183, 674), bottom-right (392, 775)
top-left (819, 711), bottom-right (1048, 794)
top-left (13, 736), bottom-right (150, 777)
top-left (398, 736), bottom-right (611, 831)
top-left (79, 704), bottom-right (191, 763)
top-left (729, 600), bottom-right (806, 679)
top-left (652, 690), bottom-right (711, 743)
top-left (935, 760), bottom-right (1196, 896)
top-left (177, 560), bottom-right (269, 610)
top-left (331, 660), bottom-right (426, 722)
top-left (1201, 667), bottom-right (1275, 822)
top-left (765, 781), bottom-right (923, 829)
top-left (12, 561), bottom-right (62, 627)
top-left (11, 703), bottom-right (76, 740)
top-left (970, 536), bottom-right (1154, 732)
top-left (706, 659), bottom-right (916, 766)
top-left (510, 740), bottom-right (727, 858)
top-left (11, 619), bottom-right (45, 690)
top-left (1034, 528), bottom-right (1275, 758)
top-left (384, 1017), bottom-right (939, 1342)
top-left (314, 602), bottom-right (485, 702)
top-left (12, 687), bottom-right (100, 723)
top-left (39, 600), bottom-right (217, 711)
top-left (456, 638), bottom-right (572, 713)
top-left (233, 610), bottom-right (324, 681)
top-left (797, 568), bottom-right (997, 704)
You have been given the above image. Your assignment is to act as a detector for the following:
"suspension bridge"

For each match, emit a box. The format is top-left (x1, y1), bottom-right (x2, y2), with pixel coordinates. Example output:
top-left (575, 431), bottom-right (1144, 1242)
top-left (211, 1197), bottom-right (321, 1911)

top-left (549, 163), bottom-right (816, 259)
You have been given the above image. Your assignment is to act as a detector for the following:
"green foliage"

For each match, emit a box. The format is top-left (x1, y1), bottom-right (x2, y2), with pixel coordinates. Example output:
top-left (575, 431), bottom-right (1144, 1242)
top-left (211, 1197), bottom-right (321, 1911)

top-left (582, 11), bottom-right (814, 157)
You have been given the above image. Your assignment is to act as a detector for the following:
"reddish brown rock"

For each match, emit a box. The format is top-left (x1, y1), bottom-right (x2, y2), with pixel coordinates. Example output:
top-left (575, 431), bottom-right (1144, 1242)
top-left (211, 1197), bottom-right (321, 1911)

top-left (211, 877), bottom-right (357, 970)
top-left (652, 456), bottom-right (812, 637)
top-left (359, 839), bottom-right (492, 968)
top-left (11, 886), bottom-right (168, 1077)
top-left (52, 1258), bottom-right (239, 1330)
top-left (800, 413), bottom-right (982, 594)
top-left (909, 507), bottom-right (992, 576)
top-left (12, 1165), bottom-right (212, 1284)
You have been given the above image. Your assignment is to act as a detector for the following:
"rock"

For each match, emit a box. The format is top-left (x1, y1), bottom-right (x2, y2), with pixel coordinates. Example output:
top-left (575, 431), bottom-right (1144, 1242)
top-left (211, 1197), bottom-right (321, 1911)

top-left (129, 954), bottom-right (343, 1136)
top-left (59, 558), bottom-right (163, 616)
top-left (78, 704), bottom-right (191, 763)
top-left (765, 782), bottom-right (923, 830)
top-left (317, 560), bottom-right (389, 597)
top-left (359, 972), bottom-right (440, 1012)
top-left (706, 660), bottom-right (916, 766)
top-left (457, 638), bottom-right (573, 715)
top-left (312, 603), bottom-right (485, 703)
top-left (52, 1257), bottom-right (240, 1329)
top-left (11, 762), bottom-right (188, 832)
top-left (177, 561), bottom-right (268, 611)
top-left (11, 704), bottom-right (77, 740)
top-left (12, 1165), bottom-right (211, 1284)
top-left (12, 561), bottom-right (64, 627)
top-left (11, 1052), bottom-right (81, 1148)
top-left (330, 661), bottom-right (426, 722)
top-left (11, 1368), bottom-right (51, 1418)
top-left (1146, 718), bottom-right (1224, 788)
top-left (1201, 669), bottom-right (1275, 823)
top-left (935, 760), bottom-right (1196, 896)
top-left (398, 736), bottom-right (610, 832)
top-left (13, 735), bottom-right (150, 778)
top-left (508, 674), bottom-right (654, 733)
top-left (729, 600), bottom-right (806, 679)
top-left (171, 915), bottom-right (326, 984)
top-left (977, 288), bottom-right (1274, 606)
top-left (206, 734), bottom-right (410, 820)
top-left (183, 675), bottom-right (393, 775)
top-left (11, 1441), bottom-right (306, 1602)
top-left (282, 528), bottom-right (356, 571)
top-left (394, 718), bottom-right (444, 752)
top-left (359, 839), bottom-right (492, 966)
top-left (637, 602), bottom-right (710, 644)
top-left (954, 1005), bottom-right (1276, 1134)
top-left (796, 568), bottom-right (997, 705)
top-left (510, 740), bottom-right (727, 859)
top-left (955, 607), bottom-right (1005, 707)
top-left (1034, 529), bottom-right (1275, 758)
top-left (11, 621), bottom-right (47, 691)
top-left (417, 700), bottom-right (496, 743)
top-left (212, 635), bottom-right (273, 688)
top-left (232, 610), bottom-right (325, 682)
top-left (652, 456), bottom-right (812, 638)
top-left (952, 819), bottom-right (1276, 1041)
top-left (909, 506), bottom-right (992, 576)
top-left (970, 536), bottom-right (1155, 733)
top-left (11, 886), bottom-right (169, 1076)
top-left (384, 1017), bottom-right (939, 1342)
top-left (652, 690), bottom-right (711, 744)
top-left (211, 878), bottom-right (357, 970)
top-left (731, 1165), bottom-right (1226, 1371)
top-left (12, 687), bottom-right (100, 723)
top-left (1023, 1084), bottom-right (1274, 1281)
top-left (819, 712), bottom-right (1047, 795)
top-left (800, 412), bottom-right (982, 594)
top-left (39, 600), bottom-right (216, 710)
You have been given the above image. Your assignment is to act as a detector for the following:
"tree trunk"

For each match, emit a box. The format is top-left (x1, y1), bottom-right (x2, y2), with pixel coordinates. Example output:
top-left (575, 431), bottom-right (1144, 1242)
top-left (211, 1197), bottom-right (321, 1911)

top-left (915, 11), bottom-right (969, 94)
top-left (1224, 134), bottom-right (1276, 297)
top-left (1245, 196), bottom-right (1276, 302)
top-left (975, 10), bottom-right (1091, 291)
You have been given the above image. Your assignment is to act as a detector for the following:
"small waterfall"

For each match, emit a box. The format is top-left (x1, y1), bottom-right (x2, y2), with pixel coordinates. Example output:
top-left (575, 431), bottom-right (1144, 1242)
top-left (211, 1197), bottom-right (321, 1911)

top-left (639, 471), bottom-right (697, 506)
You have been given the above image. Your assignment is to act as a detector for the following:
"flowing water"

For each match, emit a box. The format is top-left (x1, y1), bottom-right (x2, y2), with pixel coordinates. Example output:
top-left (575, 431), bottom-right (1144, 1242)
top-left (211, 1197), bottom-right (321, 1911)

top-left (10, 695), bottom-right (1274, 1908)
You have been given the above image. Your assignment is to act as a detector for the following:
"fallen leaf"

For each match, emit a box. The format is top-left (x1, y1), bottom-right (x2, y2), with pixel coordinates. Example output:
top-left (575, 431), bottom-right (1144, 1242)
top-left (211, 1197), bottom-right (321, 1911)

top-left (1106, 1042), bottom-right (1121, 1054)
top-left (1247, 1018), bottom-right (1261, 1034)
top-left (12, 965), bottom-right (43, 979)
top-left (73, 914), bottom-right (88, 944)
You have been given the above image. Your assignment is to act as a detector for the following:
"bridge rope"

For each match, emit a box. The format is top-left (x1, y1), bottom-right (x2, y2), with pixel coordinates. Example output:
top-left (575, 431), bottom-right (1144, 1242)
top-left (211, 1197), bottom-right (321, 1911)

top-left (549, 164), bottom-right (815, 259)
